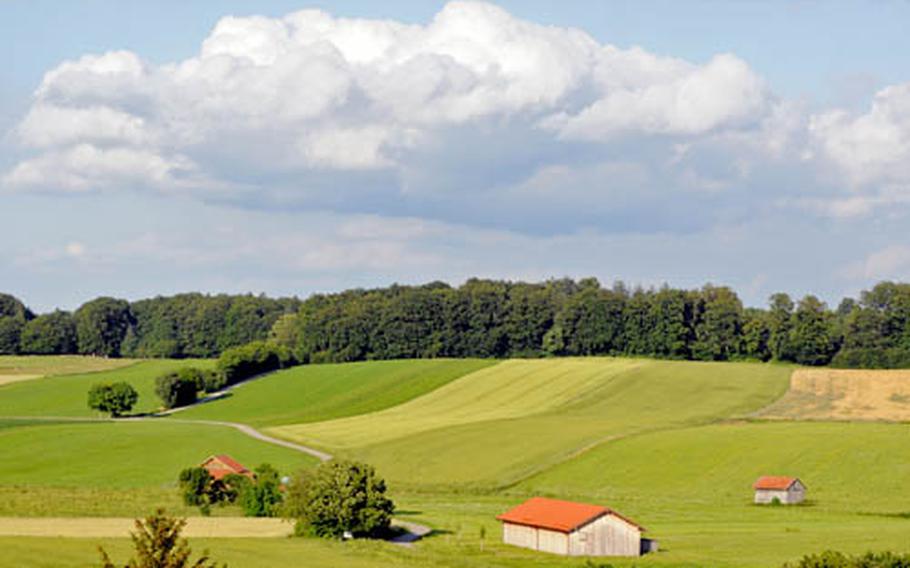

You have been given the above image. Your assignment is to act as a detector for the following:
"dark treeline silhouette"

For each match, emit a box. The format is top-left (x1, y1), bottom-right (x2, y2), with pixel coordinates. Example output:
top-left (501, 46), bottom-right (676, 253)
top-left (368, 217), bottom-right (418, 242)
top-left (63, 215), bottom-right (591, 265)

top-left (0, 292), bottom-right (299, 359)
top-left (289, 278), bottom-right (910, 368)
top-left (1, 279), bottom-right (909, 368)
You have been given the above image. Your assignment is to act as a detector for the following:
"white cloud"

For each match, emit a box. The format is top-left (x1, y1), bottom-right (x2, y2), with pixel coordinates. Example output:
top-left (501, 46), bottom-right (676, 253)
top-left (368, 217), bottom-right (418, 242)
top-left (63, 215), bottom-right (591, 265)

top-left (2, 144), bottom-right (199, 192)
top-left (809, 83), bottom-right (910, 187)
top-left (554, 53), bottom-right (769, 139)
top-left (845, 245), bottom-right (910, 280)
top-left (3, 1), bottom-right (777, 202)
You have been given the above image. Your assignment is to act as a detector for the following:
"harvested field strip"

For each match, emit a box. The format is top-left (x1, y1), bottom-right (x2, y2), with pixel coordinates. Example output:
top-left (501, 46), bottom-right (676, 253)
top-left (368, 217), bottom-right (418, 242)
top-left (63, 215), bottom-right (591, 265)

top-left (0, 374), bottom-right (41, 386)
top-left (0, 517), bottom-right (293, 538)
top-left (758, 368), bottom-right (910, 421)
top-left (0, 356), bottom-right (137, 379)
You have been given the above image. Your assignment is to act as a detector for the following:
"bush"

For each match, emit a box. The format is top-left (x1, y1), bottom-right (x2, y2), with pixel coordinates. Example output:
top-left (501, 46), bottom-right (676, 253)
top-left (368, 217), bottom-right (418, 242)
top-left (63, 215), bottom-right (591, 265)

top-left (155, 371), bottom-right (200, 410)
top-left (285, 459), bottom-right (394, 539)
top-left (783, 550), bottom-right (910, 568)
top-left (87, 382), bottom-right (138, 417)
top-left (98, 508), bottom-right (223, 568)
top-left (178, 467), bottom-right (250, 515)
top-left (240, 464), bottom-right (283, 518)
top-left (215, 341), bottom-right (295, 388)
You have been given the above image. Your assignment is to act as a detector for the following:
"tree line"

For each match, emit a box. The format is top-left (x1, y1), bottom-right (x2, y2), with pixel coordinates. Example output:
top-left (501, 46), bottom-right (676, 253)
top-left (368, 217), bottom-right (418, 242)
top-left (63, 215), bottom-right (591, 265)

top-left (284, 278), bottom-right (910, 368)
top-left (0, 293), bottom-right (299, 358)
top-left (3, 279), bottom-right (910, 368)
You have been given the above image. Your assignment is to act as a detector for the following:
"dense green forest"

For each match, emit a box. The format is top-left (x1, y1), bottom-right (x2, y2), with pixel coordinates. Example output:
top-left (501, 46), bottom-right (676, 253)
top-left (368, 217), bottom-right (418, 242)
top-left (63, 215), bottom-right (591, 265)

top-left (1, 279), bottom-right (909, 368)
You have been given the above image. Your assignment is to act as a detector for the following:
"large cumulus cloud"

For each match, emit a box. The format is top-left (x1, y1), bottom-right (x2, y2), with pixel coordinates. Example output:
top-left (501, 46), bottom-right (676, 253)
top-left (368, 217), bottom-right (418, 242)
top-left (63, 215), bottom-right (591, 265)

top-left (1, 2), bottom-right (780, 227)
top-left (4, 0), bottom-right (910, 236)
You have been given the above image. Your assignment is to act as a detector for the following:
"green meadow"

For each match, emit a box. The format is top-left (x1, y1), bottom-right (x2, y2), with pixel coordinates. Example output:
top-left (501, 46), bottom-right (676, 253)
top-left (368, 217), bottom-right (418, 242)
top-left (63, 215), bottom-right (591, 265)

top-left (0, 358), bottom-right (214, 417)
top-left (3, 355), bottom-right (910, 567)
top-left (269, 358), bottom-right (792, 487)
top-left (178, 358), bottom-right (494, 426)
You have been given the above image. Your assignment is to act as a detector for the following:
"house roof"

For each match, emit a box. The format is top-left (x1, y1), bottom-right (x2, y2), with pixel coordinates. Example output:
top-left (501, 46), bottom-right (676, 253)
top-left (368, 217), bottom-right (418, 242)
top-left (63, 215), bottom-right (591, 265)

top-left (496, 497), bottom-right (644, 533)
top-left (753, 476), bottom-right (802, 490)
top-left (201, 454), bottom-right (252, 480)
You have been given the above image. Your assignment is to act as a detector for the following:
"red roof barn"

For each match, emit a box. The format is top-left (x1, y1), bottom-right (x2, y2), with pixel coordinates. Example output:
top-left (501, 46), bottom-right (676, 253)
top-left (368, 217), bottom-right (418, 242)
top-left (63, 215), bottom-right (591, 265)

top-left (200, 454), bottom-right (253, 481)
top-left (753, 476), bottom-right (806, 504)
top-left (496, 497), bottom-right (652, 557)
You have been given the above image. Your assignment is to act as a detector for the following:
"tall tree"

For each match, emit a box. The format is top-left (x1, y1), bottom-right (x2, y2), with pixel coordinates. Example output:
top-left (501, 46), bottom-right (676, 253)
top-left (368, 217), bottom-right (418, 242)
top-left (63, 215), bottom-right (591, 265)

top-left (20, 310), bottom-right (77, 354)
top-left (789, 295), bottom-right (839, 366)
top-left (75, 297), bottom-right (133, 357)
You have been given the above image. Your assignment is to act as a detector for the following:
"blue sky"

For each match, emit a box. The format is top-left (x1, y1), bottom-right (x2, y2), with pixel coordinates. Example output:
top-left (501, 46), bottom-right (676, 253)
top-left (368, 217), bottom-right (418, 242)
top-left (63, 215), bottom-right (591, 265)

top-left (2, 1), bottom-right (910, 311)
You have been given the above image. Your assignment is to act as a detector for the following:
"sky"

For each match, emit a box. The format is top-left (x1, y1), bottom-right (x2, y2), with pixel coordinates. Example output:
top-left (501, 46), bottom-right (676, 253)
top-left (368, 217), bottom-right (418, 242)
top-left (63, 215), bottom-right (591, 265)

top-left (2, 1), bottom-right (910, 312)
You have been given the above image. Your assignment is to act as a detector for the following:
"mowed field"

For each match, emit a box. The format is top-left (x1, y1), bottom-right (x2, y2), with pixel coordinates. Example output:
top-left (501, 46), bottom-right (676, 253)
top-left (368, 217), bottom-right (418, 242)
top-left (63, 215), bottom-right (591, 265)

top-left (269, 358), bottom-right (793, 487)
top-left (5, 355), bottom-right (910, 567)
top-left (0, 355), bottom-right (135, 386)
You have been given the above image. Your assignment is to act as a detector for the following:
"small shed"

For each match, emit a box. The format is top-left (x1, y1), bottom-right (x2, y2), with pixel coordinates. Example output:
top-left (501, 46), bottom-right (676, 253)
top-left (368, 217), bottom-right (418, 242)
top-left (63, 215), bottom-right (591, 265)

top-left (200, 454), bottom-right (254, 481)
top-left (496, 497), bottom-right (649, 557)
top-left (753, 476), bottom-right (806, 504)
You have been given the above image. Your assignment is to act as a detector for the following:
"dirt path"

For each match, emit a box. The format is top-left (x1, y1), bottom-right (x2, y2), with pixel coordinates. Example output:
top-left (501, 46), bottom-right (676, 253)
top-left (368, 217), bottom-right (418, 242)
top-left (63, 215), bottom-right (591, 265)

top-left (0, 516), bottom-right (293, 538)
top-left (161, 417), bottom-right (333, 462)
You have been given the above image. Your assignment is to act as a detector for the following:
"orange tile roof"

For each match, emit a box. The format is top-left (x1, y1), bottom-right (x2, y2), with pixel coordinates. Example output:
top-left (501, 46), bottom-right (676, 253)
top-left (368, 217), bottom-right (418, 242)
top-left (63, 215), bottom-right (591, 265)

top-left (201, 454), bottom-right (252, 481)
top-left (753, 476), bottom-right (801, 490)
top-left (496, 497), bottom-right (643, 533)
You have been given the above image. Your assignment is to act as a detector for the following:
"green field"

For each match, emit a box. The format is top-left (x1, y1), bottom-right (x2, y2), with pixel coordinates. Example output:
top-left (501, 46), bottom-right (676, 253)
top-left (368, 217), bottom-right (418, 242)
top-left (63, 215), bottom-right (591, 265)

top-left (0, 355), bottom-right (136, 378)
top-left (177, 358), bottom-right (494, 427)
top-left (4, 355), bottom-right (910, 567)
top-left (269, 358), bottom-right (792, 487)
top-left (0, 359), bottom-right (214, 417)
top-left (0, 420), bottom-right (315, 488)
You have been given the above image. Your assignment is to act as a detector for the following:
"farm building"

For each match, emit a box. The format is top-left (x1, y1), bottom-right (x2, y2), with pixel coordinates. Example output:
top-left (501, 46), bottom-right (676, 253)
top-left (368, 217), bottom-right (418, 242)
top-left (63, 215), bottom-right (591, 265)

top-left (200, 454), bottom-right (254, 481)
top-left (496, 497), bottom-right (653, 557)
top-left (753, 476), bottom-right (806, 504)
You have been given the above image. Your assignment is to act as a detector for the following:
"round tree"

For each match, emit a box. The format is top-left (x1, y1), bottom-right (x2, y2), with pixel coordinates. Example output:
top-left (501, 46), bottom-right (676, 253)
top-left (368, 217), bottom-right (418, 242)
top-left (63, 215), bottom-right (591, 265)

top-left (285, 460), bottom-right (394, 539)
top-left (87, 382), bottom-right (138, 417)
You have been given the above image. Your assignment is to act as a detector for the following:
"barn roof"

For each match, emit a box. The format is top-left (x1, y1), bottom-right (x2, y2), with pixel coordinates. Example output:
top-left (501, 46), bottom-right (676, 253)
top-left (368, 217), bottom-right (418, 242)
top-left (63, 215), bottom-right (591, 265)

top-left (496, 497), bottom-right (644, 533)
top-left (201, 454), bottom-right (252, 480)
top-left (753, 476), bottom-right (803, 490)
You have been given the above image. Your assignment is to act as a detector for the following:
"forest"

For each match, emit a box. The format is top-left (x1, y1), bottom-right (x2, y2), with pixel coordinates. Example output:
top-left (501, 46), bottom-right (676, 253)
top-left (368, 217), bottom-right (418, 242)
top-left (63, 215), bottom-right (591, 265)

top-left (1, 279), bottom-right (909, 368)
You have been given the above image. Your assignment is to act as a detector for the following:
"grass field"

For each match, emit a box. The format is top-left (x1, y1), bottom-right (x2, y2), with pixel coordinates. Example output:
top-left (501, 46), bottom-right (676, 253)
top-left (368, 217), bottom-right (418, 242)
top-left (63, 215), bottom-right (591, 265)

top-left (0, 359), bottom-right (214, 417)
top-left (7, 355), bottom-right (910, 567)
top-left (177, 358), bottom-right (494, 427)
top-left (0, 355), bottom-right (135, 386)
top-left (0, 420), bottom-right (315, 488)
top-left (270, 358), bottom-right (793, 487)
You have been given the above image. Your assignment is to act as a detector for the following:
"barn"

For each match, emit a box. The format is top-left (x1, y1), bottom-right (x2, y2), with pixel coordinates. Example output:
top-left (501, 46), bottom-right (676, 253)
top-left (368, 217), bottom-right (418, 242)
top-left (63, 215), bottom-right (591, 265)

top-left (753, 476), bottom-right (806, 504)
top-left (200, 454), bottom-right (254, 481)
top-left (496, 497), bottom-right (651, 557)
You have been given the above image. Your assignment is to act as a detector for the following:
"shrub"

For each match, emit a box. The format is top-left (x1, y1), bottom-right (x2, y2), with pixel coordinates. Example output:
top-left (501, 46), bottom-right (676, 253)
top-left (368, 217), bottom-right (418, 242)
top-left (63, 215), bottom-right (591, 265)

top-left (783, 550), bottom-right (910, 568)
top-left (155, 371), bottom-right (200, 409)
top-left (87, 382), bottom-right (138, 417)
top-left (240, 464), bottom-right (283, 518)
top-left (285, 459), bottom-right (394, 539)
top-left (215, 341), bottom-right (295, 387)
top-left (98, 508), bottom-right (223, 568)
top-left (178, 467), bottom-right (213, 512)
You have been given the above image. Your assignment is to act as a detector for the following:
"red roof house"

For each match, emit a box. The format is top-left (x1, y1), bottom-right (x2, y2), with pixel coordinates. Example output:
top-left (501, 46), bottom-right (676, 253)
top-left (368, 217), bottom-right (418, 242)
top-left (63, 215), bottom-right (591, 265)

top-left (497, 497), bottom-right (649, 557)
top-left (753, 476), bottom-right (806, 504)
top-left (200, 454), bottom-right (253, 481)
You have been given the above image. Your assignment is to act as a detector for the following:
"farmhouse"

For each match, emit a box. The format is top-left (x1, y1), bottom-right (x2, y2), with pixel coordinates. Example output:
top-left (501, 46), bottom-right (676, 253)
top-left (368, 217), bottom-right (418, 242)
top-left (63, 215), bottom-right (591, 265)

top-left (497, 497), bottom-right (651, 557)
top-left (753, 476), bottom-right (806, 504)
top-left (200, 454), bottom-right (254, 481)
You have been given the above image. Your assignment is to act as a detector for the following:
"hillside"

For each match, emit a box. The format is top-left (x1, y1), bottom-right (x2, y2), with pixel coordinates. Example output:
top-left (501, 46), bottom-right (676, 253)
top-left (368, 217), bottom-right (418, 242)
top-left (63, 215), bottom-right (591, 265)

top-left (7, 356), bottom-right (910, 567)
